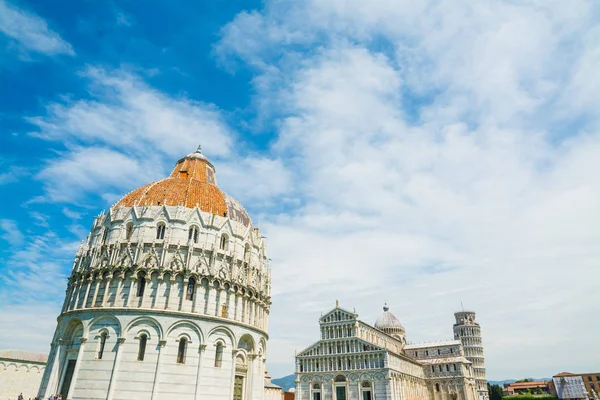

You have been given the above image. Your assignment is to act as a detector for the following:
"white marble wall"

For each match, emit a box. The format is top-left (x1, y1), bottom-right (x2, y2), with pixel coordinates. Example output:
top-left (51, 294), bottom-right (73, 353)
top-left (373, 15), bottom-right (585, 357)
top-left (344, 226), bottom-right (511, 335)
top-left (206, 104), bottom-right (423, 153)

top-left (38, 310), bottom-right (268, 400)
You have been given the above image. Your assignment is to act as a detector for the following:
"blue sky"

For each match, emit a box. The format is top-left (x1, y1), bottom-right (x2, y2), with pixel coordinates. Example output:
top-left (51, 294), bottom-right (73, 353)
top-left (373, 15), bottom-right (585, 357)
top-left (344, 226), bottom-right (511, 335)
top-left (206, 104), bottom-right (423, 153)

top-left (1, 0), bottom-right (600, 380)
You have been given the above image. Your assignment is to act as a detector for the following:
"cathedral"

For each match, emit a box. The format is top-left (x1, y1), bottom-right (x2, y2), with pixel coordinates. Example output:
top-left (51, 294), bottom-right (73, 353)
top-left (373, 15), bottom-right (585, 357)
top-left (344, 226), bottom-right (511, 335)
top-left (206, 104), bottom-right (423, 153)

top-left (37, 149), bottom-right (272, 400)
top-left (295, 304), bottom-right (488, 400)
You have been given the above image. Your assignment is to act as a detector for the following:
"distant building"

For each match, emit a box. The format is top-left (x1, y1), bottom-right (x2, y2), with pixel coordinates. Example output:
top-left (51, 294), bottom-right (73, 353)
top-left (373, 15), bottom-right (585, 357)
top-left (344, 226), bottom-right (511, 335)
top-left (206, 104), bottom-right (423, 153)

top-left (283, 389), bottom-right (296, 400)
top-left (551, 373), bottom-right (589, 400)
top-left (265, 374), bottom-right (284, 400)
top-left (453, 312), bottom-right (489, 400)
top-left (503, 381), bottom-right (550, 396)
top-left (580, 373), bottom-right (600, 399)
top-left (550, 372), bottom-right (600, 400)
top-left (0, 349), bottom-right (48, 399)
top-left (295, 303), bottom-right (487, 400)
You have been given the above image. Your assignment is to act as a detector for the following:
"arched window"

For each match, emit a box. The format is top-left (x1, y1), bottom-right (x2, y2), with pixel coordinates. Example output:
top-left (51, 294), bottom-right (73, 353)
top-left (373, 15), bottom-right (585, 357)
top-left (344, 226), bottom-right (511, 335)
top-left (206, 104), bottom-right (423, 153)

top-left (137, 277), bottom-right (146, 297)
top-left (186, 278), bottom-right (196, 301)
top-left (138, 334), bottom-right (147, 361)
top-left (125, 222), bottom-right (134, 240)
top-left (156, 223), bottom-right (166, 240)
top-left (313, 383), bottom-right (322, 400)
top-left (177, 338), bottom-right (187, 364)
top-left (219, 234), bottom-right (228, 250)
top-left (362, 381), bottom-right (372, 400)
top-left (97, 332), bottom-right (107, 359)
top-left (102, 227), bottom-right (109, 244)
top-left (188, 226), bottom-right (199, 243)
top-left (214, 343), bottom-right (223, 367)
top-left (435, 383), bottom-right (440, 392)
top-left (244, 243), bottom-right (250, 259)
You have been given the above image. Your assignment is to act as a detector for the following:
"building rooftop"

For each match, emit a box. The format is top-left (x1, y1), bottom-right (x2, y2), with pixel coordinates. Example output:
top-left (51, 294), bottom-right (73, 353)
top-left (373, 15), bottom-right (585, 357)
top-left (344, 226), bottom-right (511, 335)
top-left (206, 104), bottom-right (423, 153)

top-left (417, 356), bottom-right (471, 365)
top-left (114, 149), bottom-right (252, 227)
top-left (0, 349), bottom-right (48, 364)
top-left (405, 340), bottom-right (461, 349)
top-left (505, 382), bottom-right (549, 389)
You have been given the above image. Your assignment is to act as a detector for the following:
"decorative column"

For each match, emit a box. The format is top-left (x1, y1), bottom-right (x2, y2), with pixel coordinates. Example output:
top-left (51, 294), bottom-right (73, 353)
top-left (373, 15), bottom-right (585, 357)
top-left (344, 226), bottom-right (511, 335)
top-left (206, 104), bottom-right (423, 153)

top-left (82, 277), bottom-right (93, 309)
top-left (114, 273), bottom-right (125, 307)
top-left (126, 276), bottom-right (136, 307)
top-left (235, 292), bottom-right (242, 321)
top-left (203, 285), bottom-right (211, 315)
top-left (66, 337), bottom-right (87, 399)
top-left (101, 276), bottom-right (112, 306)
top-left (228, 348), bottom-right (237, 400)
top-left (246, 353), bottom-right (256, 400)
top-left (91, 276), bottom-right (102, 307)
top-left (227, 289), bottom-right (235, 319)
top-left (151, 339), bottom-right (167, 400)
top-left (180, 277), bottom-right (188, 312)
top-left (106, 337), bottom-right (126, 400)
top-left (191, 280), bottom-right (200, 313)
top-left (214, 286), bottom-right (222, 317)
top-left (62, 281), bottom-right (75, 312)
top-left (166, 276), bottom-right (177, 310)
top-left (194, 344), bottom-right (207, 400)
top-left (43, 339), bottom-right (65, 398)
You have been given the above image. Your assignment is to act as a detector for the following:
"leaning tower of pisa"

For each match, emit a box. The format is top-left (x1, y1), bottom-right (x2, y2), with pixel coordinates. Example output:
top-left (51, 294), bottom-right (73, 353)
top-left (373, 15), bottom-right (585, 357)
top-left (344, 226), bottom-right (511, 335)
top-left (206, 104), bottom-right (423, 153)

top-left (454, 310), bottom-right (489, 400)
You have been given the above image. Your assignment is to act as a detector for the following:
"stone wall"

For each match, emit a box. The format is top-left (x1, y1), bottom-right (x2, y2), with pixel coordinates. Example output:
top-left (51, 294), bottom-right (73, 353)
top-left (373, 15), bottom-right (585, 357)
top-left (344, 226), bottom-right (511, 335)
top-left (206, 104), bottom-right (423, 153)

top-left (0, 359), bottom-right (45, 400)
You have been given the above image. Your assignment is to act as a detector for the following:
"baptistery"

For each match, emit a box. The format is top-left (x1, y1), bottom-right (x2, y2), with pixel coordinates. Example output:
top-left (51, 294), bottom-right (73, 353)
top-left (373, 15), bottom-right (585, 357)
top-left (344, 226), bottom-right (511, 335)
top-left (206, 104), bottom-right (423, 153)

top-left (38, 149), bottom-right (272, 400)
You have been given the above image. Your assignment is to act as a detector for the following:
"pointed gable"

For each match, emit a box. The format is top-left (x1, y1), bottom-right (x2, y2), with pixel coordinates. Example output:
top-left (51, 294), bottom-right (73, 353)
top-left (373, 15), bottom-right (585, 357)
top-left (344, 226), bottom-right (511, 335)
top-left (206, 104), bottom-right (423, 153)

top-left (319, 306), bottom-right (357, 324)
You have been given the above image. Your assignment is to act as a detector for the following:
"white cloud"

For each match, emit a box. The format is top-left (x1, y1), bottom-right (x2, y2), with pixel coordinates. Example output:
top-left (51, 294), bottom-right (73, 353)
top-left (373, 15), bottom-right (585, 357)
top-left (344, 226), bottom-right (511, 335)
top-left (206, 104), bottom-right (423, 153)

top-left (0, 228), bottom-right (77, 352)
top-left (0, 219), bottom-right (24, 246)
top-left (0, 0), bottom-right (74, 56)
top-left (5, 0), bottom-right (598, 382)
top-left (36, 146), bottom-right (157, 204)
top-left (218, 0), bottom-right (600, 379)
top-left (27, 67), bottom-right (291, 209)
top-left (0, 165), bottom-right (29, 184)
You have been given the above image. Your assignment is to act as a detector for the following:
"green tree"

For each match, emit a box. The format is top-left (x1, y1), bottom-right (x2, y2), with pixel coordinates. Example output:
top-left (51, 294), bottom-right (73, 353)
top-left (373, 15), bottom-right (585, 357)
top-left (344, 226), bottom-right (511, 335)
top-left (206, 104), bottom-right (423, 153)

top-left (488, 383), bottom-right (504, 400)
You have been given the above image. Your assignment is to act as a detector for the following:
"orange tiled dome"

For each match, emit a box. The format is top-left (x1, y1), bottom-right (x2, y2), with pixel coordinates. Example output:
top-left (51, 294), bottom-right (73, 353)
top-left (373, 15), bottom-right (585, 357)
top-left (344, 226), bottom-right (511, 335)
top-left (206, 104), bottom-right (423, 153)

top-left (114, 150), bottom-right (252, 227)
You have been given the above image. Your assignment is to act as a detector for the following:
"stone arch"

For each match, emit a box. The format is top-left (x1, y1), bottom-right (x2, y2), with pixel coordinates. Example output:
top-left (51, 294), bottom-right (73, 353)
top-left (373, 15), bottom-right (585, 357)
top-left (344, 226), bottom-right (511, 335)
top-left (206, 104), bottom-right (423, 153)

top-left (166, 320), bottom-right (204, 344)
top-left (237, 334), bottom-right (255, 353)
top-left (125, 316), bottom-right (163, 340)
top-left (360, 373), bottom-right (372, 381)
top-left (61, 318), bottom-right (84, 342)
top-left (207, 326), bottom-right (235, 347)
top-left (6, 362), bottom-right (18, 370)
top-left (87, 314), bottom-right (121, 338)
top-left (258, 337), bottom-right (267, 358)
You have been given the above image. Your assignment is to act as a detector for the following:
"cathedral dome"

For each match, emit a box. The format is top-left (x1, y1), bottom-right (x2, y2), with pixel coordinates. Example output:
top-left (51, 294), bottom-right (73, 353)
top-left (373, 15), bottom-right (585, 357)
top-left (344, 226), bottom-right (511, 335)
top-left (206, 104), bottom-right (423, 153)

top-left (374, 304), bottom-right (405, 331)
top-left (114, 148), bottom-right (252, 227)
